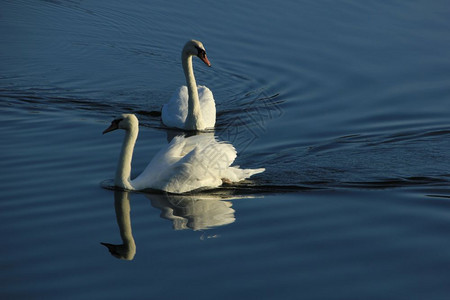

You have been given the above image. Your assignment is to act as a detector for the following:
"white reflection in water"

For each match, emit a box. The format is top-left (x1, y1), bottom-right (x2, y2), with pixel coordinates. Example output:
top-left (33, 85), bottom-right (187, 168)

top-left (102, 190), bottom-right (252, 260)
top-left (147, 192), bottom-right (235, 231)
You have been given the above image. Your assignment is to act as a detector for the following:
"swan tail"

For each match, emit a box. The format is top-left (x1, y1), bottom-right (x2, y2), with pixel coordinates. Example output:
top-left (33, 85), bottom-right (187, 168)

top-left (244, 167), bottom-right (265, 178)
top-left (224, 167), bottom-right (265, 182)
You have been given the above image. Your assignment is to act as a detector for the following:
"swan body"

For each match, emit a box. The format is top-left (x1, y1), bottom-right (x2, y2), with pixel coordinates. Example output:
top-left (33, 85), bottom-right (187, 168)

top-left (103, 114), bottom-right (264, 194)
top-left (162, 40), bottom-right (216, 131)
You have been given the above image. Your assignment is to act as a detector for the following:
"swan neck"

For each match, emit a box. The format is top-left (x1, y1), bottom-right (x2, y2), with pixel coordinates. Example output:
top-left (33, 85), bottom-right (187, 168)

top-left (115, 126), bottom-right (138, 190)
top-left (182, 52), bottom-right (204, 130)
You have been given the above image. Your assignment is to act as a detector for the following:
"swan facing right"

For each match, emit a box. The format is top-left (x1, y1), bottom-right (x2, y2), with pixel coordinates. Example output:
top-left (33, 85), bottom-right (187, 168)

top-left (103, 114), bottom-right (264, 194)
top-left (162, 40), bottom-right (216, 131)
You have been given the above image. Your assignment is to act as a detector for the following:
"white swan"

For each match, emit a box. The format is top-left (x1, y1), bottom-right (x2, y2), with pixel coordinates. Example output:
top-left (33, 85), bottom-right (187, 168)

top-left (103, 114), bottom-right (264, 194)
top-left (161, 40), bottom-right (216, 131)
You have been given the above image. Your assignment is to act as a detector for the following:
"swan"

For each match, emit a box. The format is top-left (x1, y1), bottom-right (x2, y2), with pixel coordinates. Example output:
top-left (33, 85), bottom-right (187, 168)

top-left (103, 114), bottom-right (264, 194)
top-left (161, 40), bottom-right (216, 131)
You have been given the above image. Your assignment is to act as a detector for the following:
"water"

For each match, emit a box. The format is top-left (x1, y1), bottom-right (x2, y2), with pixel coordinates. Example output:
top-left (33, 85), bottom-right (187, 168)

top-left (1, 0), bottom-right (450, 299)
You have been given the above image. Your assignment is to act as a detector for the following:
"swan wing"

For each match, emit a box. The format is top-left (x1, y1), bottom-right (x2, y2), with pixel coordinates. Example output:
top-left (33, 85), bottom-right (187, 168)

top-left (182, 134), bottom-right (265, 183)
top-left (159, 135), bottom-right (236, 193)
top-left (130, 136), bottom-right (188, 190)
top-left (131, 134), bottom-right (264, 193)
top-left (197, 85), bottom-right (216, 128)
top-left (179, 134), bottom-right (237, 171)
top-left (162, 86), bottom-right (188, 129)
top-left (158, 148), bottom-right (223, 193)
top-left (161, 85), bottom-right (216, 129)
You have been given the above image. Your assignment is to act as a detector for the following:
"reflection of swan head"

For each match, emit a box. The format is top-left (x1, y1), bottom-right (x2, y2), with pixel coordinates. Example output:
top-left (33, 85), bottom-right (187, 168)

top-left (103, 113), bottom-right (137, 134)
top-left (183, 40), bottom-right (211, 67)
top-left (101, 242), bottom-right (135, 260)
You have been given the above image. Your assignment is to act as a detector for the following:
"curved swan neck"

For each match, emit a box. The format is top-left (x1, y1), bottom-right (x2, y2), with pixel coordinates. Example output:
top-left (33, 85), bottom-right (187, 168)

top-left (115, 125), bottom-right (138, 190)
top-left (182, 52), bottom-right (204, 130)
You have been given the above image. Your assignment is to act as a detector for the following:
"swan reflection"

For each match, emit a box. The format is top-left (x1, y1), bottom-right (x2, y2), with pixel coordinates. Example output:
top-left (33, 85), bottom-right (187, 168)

top-left (146, 192), bottom-right (235, 231)
top-left (101, 190), bottom-right (136, 260)
top-left (102, 190), bottom-right (246, 260)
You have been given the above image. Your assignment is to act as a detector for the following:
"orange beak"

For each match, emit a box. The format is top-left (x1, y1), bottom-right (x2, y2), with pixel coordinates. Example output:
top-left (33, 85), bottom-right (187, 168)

top-left (199, 54), bottom-right (211, 67)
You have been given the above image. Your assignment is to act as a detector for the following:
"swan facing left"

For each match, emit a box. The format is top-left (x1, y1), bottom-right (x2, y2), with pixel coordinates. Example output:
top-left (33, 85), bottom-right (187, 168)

top-left (103, 114), bottom-right (265, 194)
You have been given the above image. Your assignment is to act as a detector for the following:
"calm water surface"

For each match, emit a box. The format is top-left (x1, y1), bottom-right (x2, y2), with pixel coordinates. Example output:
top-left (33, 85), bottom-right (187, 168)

top-left (2, 0), bottom-right (450, 299)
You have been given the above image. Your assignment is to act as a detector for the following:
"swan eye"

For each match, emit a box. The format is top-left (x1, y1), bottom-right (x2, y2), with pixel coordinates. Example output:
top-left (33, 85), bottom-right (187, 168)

top-left (195, 46), bottom-right (206, 58)
top-left (113, 118), bottom-right (123, 126)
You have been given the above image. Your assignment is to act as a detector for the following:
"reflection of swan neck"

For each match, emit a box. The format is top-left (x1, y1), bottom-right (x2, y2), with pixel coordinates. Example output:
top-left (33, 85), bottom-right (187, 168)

top-left (182, 51), bottom-right (204, 130)
top-left (101, 191), bottom-right (136, 260)
top-left (115, 191), bottom-right (135, 254)
top-left (115, 125), bottom-right (138, 190)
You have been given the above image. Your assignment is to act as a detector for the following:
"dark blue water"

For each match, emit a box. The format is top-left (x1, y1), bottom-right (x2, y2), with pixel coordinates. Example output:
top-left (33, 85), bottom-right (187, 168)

top-left (2, 1), bottom-right (450, 299)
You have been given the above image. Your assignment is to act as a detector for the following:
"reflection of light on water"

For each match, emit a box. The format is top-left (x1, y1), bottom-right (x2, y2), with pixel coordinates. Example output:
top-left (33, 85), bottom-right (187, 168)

top-left (200, 233), bottom-right (220, 240)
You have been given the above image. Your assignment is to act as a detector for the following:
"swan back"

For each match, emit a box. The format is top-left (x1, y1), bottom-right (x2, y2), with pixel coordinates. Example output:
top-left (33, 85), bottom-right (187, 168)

top-left (131, 134), bottom-right (238, 193)
top-left (162, 85), bottom-right (216, 130)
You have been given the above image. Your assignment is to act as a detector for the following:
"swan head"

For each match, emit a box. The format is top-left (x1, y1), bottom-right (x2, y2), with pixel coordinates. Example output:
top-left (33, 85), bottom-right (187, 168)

top-left (183, 40), bottom-right (211, 67)
top-left (103, 114), bottom-right (138, 134)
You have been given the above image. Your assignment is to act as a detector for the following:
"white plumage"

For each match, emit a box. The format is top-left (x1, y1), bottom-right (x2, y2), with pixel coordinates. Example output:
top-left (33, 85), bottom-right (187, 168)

top-left (103, 114), bottom-right (264, 194)
top-left (161, 40), bottom-right (216, 131)
top-left (162, 85), bottom-right (216, 130)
